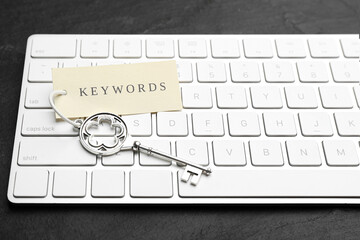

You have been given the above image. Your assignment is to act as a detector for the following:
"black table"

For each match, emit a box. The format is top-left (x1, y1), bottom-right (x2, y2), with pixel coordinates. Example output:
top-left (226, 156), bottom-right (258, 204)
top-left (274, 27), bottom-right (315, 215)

top-left (1, 0), bottom-right (359, 239)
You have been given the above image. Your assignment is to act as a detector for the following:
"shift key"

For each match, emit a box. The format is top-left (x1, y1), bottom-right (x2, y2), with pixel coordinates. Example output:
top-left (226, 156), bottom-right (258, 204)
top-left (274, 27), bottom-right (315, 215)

top-left (22, 110), bottom-right (78, 136)
top-left (18, 137), bottom-right (96, 166)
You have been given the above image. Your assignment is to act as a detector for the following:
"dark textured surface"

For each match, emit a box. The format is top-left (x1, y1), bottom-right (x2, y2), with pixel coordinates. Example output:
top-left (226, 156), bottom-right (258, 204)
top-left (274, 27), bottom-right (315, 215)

top-left (0, 0), bottom-right (359, 239)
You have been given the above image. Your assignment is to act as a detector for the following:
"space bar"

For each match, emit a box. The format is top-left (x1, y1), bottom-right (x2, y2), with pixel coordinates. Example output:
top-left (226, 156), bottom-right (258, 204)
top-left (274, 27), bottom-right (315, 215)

top-left (178, 170), bottom-right (360, 197)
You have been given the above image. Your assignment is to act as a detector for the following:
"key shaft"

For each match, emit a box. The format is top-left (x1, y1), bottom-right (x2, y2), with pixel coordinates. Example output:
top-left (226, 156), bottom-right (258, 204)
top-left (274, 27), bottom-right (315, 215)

top-left (132, 141), bottom-right (211, 175)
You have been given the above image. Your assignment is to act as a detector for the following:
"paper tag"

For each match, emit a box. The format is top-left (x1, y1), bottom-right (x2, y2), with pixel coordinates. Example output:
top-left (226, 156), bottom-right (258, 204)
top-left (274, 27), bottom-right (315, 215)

top-left (52, 60), bottom-right (182, 119)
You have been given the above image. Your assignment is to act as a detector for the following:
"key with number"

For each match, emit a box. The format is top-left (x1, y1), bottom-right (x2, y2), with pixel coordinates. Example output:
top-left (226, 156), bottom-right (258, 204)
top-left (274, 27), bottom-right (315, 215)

top-left (132, 141), bottom-right (211, 185)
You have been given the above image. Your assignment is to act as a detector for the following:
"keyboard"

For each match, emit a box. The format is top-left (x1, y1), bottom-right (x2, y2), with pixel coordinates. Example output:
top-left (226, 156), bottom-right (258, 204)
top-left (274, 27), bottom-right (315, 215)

top-left (8, 34), bottom-right (360, 204)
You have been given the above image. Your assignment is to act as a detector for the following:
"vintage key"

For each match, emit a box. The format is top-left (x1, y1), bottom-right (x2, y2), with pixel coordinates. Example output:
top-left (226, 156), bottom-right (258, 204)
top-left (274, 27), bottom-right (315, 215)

top-left (132, 141), bottom-right (212, 185)
top-left (50, 90), bottom-right (212, 185)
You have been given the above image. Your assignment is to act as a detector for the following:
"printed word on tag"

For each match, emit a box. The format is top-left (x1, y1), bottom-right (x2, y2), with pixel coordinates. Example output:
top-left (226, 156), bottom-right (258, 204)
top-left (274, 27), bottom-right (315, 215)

top-left (52, 60), bottom-right (182, 119)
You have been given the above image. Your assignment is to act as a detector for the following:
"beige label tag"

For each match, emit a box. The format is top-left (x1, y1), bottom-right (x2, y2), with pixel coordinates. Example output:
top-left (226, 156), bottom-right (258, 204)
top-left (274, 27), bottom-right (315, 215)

top-left (52, 60), bottom-right (182, 119)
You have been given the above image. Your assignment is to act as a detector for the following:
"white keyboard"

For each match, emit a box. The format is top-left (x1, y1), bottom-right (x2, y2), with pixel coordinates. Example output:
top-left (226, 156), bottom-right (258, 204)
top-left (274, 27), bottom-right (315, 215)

top-left (8, 34), bottom-right (360, 204)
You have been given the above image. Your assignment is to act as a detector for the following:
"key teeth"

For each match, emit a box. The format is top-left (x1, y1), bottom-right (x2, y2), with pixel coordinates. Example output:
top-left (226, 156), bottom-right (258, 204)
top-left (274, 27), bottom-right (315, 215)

top-left (181, 165), bottom-right (203, 186)
top-left (181, 171), bottom-right (191, 183)
top-left (190, 174), bottom-right (201, 186)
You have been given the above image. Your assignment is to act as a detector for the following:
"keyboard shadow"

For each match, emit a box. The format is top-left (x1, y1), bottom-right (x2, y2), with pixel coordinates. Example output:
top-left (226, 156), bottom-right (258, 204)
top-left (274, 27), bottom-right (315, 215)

top-left (8, 200), bottom-right (360, 213)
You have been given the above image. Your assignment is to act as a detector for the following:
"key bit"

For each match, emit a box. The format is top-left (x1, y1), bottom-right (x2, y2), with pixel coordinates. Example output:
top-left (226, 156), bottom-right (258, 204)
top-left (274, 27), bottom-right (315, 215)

top-left (132, 141), bottom-right (211, 185)
top-left (181, 165), bottom-right (203, 186)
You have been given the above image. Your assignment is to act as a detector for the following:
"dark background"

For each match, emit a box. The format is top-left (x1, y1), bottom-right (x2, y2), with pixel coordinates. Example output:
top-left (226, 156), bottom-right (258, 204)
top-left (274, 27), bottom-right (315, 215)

top-left (0, 0), bottom-right (359, 239)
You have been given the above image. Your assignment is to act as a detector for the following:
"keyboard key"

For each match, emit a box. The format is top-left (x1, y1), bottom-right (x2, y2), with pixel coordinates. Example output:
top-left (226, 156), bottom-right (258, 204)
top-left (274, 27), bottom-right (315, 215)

top-left (176, 140), bottom-right (209, 165)
top-left (228, 112), bottom-right (261, 136)
top-left (323, 140), bottom-right (359, 166)
top-left (263, 62), bottom-right (295, 83)
top-left (250, 86), bottom-right (282, 109)
top-left (18, 138), bottom-right (96, 166)
top-left (130, 170), bottom-right (173, 197)
top-left (31, 36), bottom-right (76, 58)
top-left (146, 39), bottom-right (174, 58)
top-left (192, 112), bottom-right (224, 136)
top-left (176, 61), bottom-right (193, 83)
top-left (122, 113), bottom-right (152, 136)
top-left (211, 38), bottom-right (240, 58)
top-left (25, 84), bottom-right (52, 108)
top-left (96, 61), bottom-right (124, 66)
top-left (138, 140), bottom-right (171, 166)
top-left (334, 112), bottom-right (360, 136)
top-left (284, 86), bottom-right (318, 109)
top-left (341, 38), bottom-right (360, 58)
top-left (196, 62), bottom-right (226, 83)
top-left (113, 38), bottom-right (142, 58)
top-left (299, 112), bottom-right (333, 136)
top-left (297, 62), bottom-right (329, 83)
top-left (179, 39), bottom-right (207, 58)
top-left (275, 38), bottom-right (306, 58)
top-left (286, 140), bottom-right (322, 166)
top-left (91, 170), bottom-right (125, 197)
top-left (22, 110), bottom-right (78, 136)
top-left (330, 61), bottom-right (360, 83)
top-left (28, 61), bottom-right (58, 82)
top-left (81, 39), bottom-right (109, 58)
top-left (13, 169), bottom-right (49, 197)
top-left (230, 61), bottom-right (261, 83)
top-left (249, 141), bottom-right (284, 166)
top-left (243, 38), bottom-right (273, 58)
top-left (62, 61), bottom-right (93, 68)
top-left (181, 86), bottom-right (212, 109)
top-left (53, 170), bottom-right (87, 197)
top-left (319, 86), bottom-right (353, 109)
top-left (308, 38), bottom-right (339, 58)
top-left (102, 150), bottom-right (134, 166)
top-left (212, 140), bottom-right (246, 166)
top-left (216, 86), bottom-right (247, 109)
top-left (157, 112), bottom-right (188, 136)
top-left (178, 170), bottom-right (360, 197)
top-left (263, 112), bottom-right (297, 136)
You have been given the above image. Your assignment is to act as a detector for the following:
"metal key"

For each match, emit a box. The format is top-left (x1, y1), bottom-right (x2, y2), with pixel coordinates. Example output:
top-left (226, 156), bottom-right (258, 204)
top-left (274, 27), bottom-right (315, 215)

top-left (49, 91), bottom-right (212, 186)
top-left (132, 141), bottom-right (211, 185)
